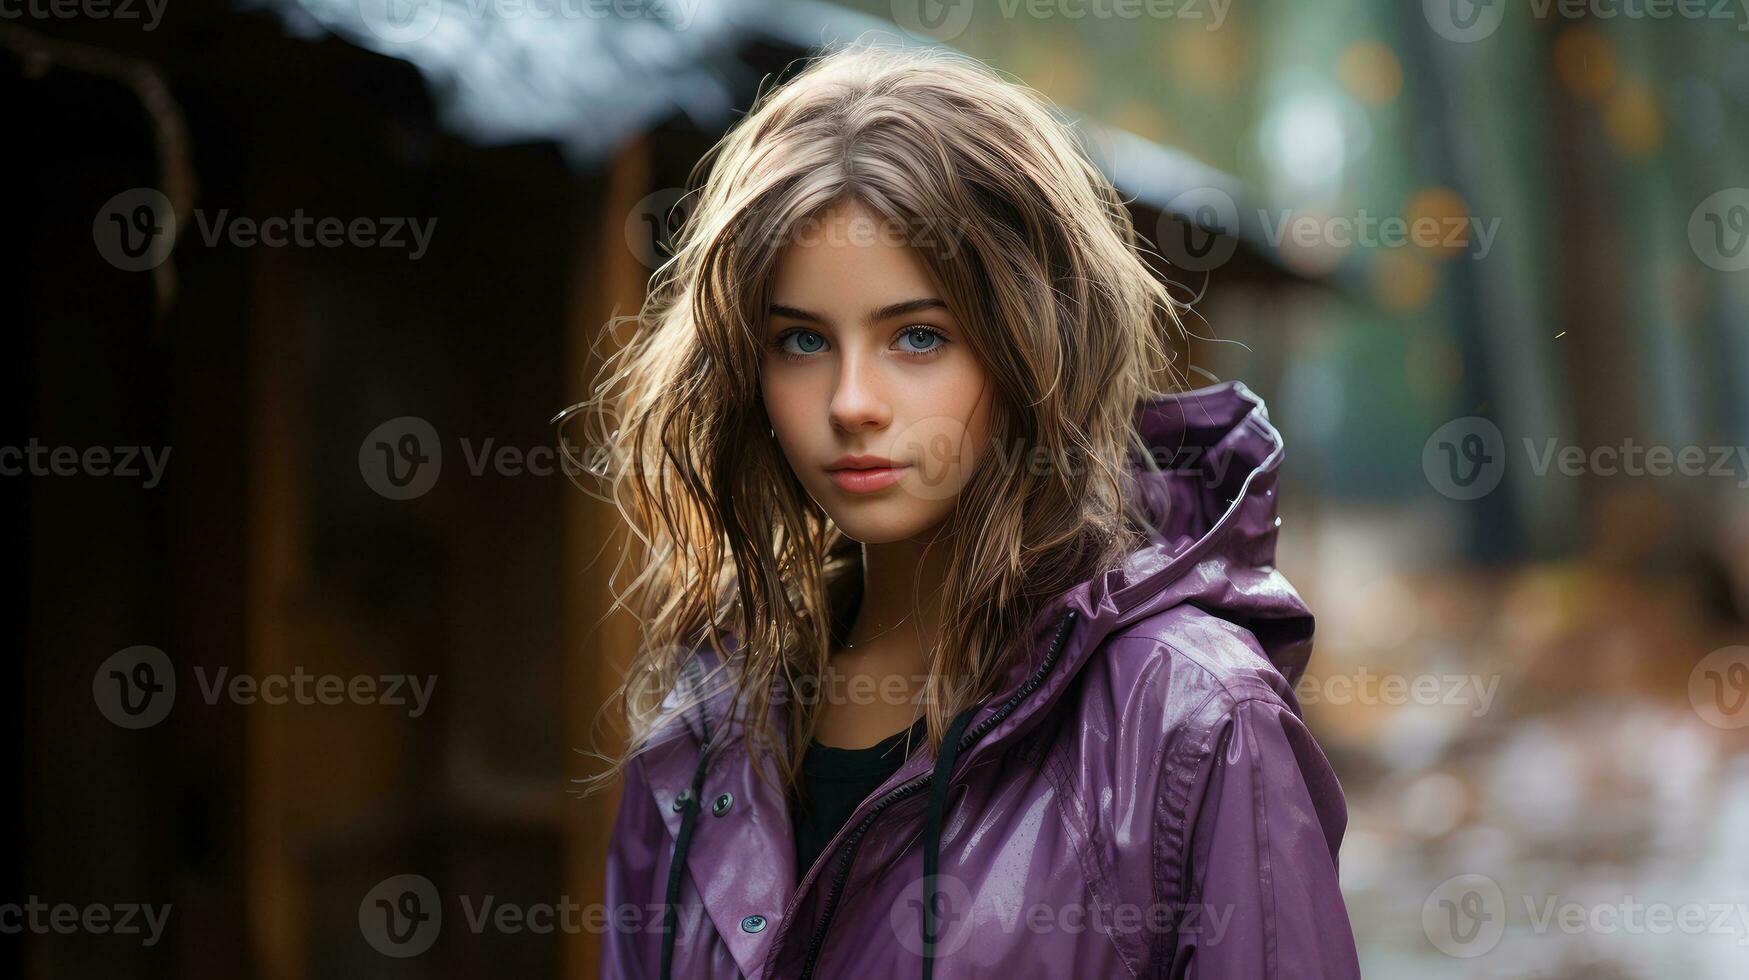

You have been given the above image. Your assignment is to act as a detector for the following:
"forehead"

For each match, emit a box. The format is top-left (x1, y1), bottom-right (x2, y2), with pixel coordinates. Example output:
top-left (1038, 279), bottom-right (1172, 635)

top-left (768, 203), bottom-right (940, 308)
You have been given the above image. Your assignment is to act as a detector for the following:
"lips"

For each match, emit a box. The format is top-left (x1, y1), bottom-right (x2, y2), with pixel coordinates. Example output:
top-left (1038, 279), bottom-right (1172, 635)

top-left (824, 458), bottom-right (910, 494)
top-left (826, 466), bottom-right (907, 493)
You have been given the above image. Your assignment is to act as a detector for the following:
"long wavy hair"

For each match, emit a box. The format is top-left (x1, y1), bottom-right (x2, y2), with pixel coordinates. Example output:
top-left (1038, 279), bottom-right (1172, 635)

top-left (567, 40), bottom-right (1187, 802)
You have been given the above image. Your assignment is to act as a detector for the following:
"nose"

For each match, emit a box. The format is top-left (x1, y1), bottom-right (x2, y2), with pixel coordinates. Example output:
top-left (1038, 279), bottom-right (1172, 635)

top-left (828, 345), bottom-right (891, 434)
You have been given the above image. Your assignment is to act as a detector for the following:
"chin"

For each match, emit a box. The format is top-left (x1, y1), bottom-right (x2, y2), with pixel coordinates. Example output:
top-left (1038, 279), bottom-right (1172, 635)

top-left (817, 500), bottom-right (948, 544)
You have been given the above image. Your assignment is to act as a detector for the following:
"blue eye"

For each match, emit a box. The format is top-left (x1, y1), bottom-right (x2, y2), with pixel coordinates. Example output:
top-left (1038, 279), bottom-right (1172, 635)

top-left (897, 326), bottom-right (946, 354)
top-left (781, 330), bottom-right (827, 356)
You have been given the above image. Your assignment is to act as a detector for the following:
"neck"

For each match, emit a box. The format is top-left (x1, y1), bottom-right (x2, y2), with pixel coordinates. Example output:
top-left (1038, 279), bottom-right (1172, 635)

top-left (844, 531), bottom-right (951, 655)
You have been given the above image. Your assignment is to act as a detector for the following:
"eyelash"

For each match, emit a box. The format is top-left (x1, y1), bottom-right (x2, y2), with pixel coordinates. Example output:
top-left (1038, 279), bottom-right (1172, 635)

top-left (768, 325), bottom-right (950, 362)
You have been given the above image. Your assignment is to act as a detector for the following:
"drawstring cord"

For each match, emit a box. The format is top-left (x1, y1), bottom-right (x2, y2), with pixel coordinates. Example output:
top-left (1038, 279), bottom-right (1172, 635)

top-left (659, 746), bottom-right (711, 980)
top-left (920, 704), bottom-right (978, 980)
top-left (659, 656), bottom-right (714, 980)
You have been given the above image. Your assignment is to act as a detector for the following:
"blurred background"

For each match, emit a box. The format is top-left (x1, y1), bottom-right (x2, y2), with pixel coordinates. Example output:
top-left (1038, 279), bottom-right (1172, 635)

top-left (10, 0), bottom-right (1749, 976)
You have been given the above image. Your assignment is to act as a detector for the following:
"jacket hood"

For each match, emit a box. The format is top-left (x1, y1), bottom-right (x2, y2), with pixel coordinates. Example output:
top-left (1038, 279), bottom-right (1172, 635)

top-left (1054, 375), bottom-right (1314, 681)
top-left (952, 377), bottom-right (1316, 757)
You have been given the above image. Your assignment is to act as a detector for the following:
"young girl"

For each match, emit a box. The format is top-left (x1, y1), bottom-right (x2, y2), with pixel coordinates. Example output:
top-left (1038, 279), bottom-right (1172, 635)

top-left (573, 42), bottom-right (1360, 980)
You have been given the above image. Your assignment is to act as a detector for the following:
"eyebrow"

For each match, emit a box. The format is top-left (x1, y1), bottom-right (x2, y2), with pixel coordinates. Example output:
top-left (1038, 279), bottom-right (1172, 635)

top-left (768, 297), bottom-right (949, 326)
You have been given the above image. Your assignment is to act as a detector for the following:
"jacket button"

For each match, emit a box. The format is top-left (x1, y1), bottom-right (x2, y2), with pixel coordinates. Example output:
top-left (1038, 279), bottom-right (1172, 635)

top-left (671, 788), bottom-right (693, 812)
top-left (712, 792), bottom-right (733, 816)
top-left (740, 914), bottom-right (766, 934)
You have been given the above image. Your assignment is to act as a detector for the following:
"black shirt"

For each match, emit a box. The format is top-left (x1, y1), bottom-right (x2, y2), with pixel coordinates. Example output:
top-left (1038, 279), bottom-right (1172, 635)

top-left (792, 716), bottom-right (928, 883)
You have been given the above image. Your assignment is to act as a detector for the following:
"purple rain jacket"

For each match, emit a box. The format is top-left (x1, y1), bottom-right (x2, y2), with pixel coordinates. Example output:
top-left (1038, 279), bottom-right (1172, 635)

top-left (600, 380), bottom-right (1361, 979)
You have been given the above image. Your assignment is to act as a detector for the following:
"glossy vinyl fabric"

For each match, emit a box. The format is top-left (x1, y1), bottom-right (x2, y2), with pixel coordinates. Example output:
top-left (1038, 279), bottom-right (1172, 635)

top-left (601, 380), bottom-right (1362, 979)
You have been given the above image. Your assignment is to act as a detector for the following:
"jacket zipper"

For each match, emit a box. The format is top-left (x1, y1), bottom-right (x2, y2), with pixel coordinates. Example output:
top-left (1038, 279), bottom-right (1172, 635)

top-left (794, 608), bottom-right (1079, 980)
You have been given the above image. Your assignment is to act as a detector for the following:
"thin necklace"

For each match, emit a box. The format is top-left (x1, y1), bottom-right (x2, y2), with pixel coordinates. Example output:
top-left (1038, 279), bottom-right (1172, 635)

top-left (840, 610), bottom-right (915, 650)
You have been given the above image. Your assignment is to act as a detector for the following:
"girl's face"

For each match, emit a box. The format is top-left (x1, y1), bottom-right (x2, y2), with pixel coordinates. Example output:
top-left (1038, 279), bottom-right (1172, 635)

top-left (760, 201), bottom-right (996, 544)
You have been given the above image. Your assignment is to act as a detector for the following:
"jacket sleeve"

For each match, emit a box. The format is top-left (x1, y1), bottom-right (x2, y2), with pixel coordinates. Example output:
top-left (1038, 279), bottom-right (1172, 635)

top-left (600, 754), bottom-right (663, 980)
top-left (1164, 694), bottom-right (1361, 979)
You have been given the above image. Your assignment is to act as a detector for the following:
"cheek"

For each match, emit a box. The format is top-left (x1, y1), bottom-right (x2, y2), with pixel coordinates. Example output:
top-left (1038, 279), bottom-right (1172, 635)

top-left (899, 365), bottom-right (997, 500)
top-left (760, 371), bottom-right (815, 463)
top-left (961, 381), bottom-right (995, 452)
